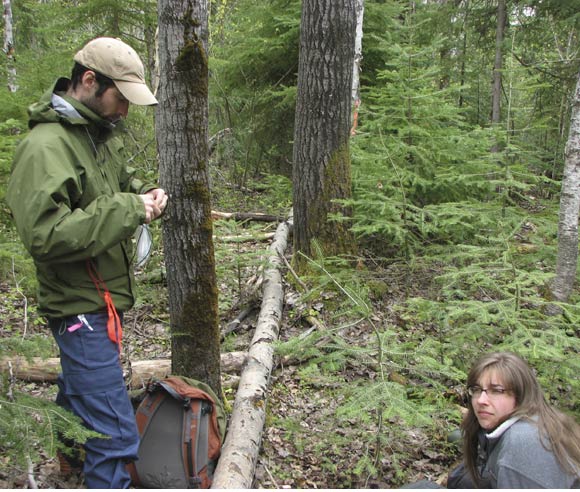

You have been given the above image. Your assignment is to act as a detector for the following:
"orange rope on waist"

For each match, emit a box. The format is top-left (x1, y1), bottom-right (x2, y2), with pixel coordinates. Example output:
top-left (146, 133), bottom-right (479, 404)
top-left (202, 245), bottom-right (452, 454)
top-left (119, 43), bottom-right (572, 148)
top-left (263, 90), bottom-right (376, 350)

top-left (86, 260), bottom-right (122, 352)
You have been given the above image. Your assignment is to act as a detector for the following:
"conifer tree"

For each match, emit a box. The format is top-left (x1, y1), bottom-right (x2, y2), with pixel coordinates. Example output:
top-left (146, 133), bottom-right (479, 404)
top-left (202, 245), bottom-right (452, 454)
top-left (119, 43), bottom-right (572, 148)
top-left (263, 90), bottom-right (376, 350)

top-left (346, 1), bottom-right (495, 251)
top-left (209, 0), bottom-right (301, 176)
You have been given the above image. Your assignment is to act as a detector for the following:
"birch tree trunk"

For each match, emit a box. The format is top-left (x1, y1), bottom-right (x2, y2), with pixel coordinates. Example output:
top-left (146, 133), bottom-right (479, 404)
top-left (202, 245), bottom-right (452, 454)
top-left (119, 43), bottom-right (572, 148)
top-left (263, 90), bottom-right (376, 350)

top-left (156, 0), bottom-right (222, 396)
top-left (350, 0), bottom-right (364, 134)
top-left (3, 0), bottom-right (17, 92)
top-left (293, 0), bottom-right (357, 265)
top-left (551, 71), bottom-right (580, 307)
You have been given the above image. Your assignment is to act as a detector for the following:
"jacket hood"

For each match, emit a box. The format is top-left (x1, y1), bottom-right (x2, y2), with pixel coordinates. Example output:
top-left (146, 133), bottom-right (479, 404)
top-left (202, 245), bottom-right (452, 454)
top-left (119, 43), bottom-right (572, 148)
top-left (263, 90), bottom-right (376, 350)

top-left (27, 77), bottom-right (117, 137)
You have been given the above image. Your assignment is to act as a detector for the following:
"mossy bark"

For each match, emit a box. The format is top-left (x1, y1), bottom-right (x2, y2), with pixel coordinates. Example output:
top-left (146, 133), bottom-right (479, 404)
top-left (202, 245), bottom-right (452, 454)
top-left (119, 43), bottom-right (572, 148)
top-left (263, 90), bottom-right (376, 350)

top-left (292, 0), bottom-right (357, 270)
top-left (156, 0), bottom-right (221, 397)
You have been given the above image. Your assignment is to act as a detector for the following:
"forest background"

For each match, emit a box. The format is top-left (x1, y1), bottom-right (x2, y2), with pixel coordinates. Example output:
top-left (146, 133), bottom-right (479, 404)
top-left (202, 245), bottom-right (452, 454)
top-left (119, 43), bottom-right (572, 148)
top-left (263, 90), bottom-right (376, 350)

top-left (1, 0), bottom-right (579, 488)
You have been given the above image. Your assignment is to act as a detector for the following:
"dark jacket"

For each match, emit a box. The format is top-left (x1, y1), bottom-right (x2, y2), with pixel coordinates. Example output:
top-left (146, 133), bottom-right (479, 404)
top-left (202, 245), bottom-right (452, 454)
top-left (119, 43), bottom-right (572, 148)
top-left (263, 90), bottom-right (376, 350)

top-left (7, 78), bottom-right (150, 318)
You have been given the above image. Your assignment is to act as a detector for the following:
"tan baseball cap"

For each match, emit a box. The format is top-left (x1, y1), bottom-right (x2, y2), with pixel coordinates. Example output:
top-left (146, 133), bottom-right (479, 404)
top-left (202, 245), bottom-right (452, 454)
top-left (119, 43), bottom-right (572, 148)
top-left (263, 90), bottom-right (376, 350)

top-left (74, 37), bottom-right (158, 106)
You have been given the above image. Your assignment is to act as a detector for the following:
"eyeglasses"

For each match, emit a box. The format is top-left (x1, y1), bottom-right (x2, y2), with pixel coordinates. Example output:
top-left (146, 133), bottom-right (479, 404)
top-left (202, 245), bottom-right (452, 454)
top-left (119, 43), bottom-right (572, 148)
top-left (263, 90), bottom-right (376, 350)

top-left (467, 386), bottom-right (511, 398)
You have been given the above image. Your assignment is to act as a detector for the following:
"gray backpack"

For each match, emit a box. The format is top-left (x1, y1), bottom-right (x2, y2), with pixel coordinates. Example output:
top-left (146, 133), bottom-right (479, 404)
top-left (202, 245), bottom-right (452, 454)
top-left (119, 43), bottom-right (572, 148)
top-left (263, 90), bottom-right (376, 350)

top-left (128, 376), bottom-right (226, 488)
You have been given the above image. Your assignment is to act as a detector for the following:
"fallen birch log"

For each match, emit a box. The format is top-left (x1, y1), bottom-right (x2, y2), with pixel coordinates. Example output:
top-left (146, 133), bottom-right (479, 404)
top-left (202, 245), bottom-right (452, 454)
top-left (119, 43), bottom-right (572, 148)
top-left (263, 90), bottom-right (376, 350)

top-left (1, 351), bottom-right (248, 389)
top-left (211, 216), bottom-right (292, 489)
top-left (211, 210), bottom-right (283, 222)
top-left (217, 232), bottom-right (275, 243)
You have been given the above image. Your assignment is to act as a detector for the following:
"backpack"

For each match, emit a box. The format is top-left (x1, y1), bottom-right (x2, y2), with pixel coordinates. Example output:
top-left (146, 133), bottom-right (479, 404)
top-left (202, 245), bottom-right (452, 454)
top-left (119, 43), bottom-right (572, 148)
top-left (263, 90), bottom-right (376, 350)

top-left (128, 375), bottom-right (227, 488)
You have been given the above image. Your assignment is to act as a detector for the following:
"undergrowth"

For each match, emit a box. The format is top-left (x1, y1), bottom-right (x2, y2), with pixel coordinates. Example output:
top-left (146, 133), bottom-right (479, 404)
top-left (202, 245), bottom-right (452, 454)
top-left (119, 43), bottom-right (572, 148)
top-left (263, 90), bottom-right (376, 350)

top-left (0, 385), bottom-right (103, 486)
top-left (274, 198), bottom-right (580, 485)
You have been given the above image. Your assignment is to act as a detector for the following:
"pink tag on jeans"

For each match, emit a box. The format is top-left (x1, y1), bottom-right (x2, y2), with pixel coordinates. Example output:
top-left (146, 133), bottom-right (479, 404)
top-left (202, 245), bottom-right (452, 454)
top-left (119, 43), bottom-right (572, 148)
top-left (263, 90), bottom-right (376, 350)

top-left (67, 322), bottom-right (83, 332)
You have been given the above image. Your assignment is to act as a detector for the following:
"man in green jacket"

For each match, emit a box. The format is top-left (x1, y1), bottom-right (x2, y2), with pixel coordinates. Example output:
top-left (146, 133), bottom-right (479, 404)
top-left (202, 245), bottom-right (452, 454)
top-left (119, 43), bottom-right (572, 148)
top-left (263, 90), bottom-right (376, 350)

top-left (6, 37), bottom-right (167, 488)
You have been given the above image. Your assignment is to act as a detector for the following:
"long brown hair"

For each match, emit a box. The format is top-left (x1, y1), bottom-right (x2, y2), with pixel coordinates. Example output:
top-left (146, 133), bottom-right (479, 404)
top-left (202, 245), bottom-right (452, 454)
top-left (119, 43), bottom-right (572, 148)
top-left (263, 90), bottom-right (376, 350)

top-left (461, 352), bottom-right (580, 485)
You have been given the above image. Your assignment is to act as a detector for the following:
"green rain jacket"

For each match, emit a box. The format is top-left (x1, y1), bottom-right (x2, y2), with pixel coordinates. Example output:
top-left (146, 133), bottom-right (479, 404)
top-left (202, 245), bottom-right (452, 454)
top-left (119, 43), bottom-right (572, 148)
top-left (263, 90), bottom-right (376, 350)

top-left (6, 78), bottom-right (151, 319)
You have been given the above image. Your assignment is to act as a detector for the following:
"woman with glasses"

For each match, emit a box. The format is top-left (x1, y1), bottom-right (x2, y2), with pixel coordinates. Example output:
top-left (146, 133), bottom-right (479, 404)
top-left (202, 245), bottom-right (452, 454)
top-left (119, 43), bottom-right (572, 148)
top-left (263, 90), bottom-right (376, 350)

top-left (455, 351), bottom-right (580, 488)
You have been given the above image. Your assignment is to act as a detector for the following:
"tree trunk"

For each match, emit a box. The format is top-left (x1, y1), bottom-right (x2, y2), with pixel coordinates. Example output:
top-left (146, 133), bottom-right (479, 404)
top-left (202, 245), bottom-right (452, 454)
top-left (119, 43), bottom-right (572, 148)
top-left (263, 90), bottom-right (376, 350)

top-left (550, 71), bottom-right (580, 307)
top-left (491, 0), bottom-right (506, 126)
top-left (211, 218), bottom-right (292, 489)
top-left (458, 0), bottom-right (470, 109)
top-left (350, 0), bottom-right (364, 134)
top-left (3, 0), bottom-right (17, 92)
top-left (156, 0), bottom-right (222, 396)
top-left (292, 0), bottom-right (357, 265)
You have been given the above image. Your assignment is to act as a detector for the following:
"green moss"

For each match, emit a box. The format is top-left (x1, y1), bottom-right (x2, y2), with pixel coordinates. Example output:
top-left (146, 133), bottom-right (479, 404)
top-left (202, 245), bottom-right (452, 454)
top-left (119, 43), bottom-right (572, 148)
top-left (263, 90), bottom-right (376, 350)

top-left (185, 179), bottom-right (211, 203)
top-left (302, 142), bottom-right (356, 259)
top-left (170, 280), bottom-right (222, 393)
top-left (175, 37), bottom-right (208, 99)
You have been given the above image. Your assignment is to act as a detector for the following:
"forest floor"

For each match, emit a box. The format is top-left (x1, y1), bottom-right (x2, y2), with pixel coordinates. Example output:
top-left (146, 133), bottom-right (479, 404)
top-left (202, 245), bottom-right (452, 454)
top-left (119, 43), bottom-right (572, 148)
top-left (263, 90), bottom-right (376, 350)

top-left (0, 236), bottom-right (461, 489)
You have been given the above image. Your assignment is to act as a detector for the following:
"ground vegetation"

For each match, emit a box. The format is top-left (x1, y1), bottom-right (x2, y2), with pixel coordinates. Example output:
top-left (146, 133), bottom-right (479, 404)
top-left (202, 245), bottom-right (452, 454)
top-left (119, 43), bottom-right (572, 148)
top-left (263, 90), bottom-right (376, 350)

top-left (1, 0), bottom-right (579, 488)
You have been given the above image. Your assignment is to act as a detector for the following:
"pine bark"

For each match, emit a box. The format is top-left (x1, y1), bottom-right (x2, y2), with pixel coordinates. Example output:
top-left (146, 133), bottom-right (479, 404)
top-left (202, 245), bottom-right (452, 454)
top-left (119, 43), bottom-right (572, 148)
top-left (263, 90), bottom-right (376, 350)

top-left (551, 71), bottom-right (580, 306)
top-left (292, 0), bottom-right (357, 263)
top-left (156, 0), bottom-right (222, 396)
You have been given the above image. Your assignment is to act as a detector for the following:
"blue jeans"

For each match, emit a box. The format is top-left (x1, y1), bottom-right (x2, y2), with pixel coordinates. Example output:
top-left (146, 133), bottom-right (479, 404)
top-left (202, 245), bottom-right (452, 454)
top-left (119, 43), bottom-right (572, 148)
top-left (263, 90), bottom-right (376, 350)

top-left (50, 312), bottom-right (139, 489)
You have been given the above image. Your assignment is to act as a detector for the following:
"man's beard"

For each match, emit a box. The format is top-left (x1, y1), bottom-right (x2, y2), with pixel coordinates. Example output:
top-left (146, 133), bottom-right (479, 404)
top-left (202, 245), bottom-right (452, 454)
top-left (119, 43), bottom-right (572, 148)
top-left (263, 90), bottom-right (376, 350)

top-left (82, 93), bottom-right (119, 125)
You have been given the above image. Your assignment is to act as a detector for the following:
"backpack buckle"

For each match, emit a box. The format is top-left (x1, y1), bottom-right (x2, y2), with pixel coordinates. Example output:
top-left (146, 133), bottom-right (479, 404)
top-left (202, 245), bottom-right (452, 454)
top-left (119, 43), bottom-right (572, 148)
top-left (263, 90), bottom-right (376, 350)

top-left (189, 476), bottom-right (202, 488)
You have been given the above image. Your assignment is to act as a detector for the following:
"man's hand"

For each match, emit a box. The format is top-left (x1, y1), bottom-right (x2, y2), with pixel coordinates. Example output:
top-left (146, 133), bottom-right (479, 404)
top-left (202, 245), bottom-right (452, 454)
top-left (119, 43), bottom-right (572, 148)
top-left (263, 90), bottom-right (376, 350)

top-left (139, 188), bottom-right (168, 224)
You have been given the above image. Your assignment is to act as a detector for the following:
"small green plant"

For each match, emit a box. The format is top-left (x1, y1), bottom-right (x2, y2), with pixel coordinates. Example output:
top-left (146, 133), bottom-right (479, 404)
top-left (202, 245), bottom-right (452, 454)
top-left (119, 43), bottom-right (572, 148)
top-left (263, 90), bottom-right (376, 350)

top-left (0, 386), bottom-right (103, 485)
top-left (213, 219), bottom-right (271, 312)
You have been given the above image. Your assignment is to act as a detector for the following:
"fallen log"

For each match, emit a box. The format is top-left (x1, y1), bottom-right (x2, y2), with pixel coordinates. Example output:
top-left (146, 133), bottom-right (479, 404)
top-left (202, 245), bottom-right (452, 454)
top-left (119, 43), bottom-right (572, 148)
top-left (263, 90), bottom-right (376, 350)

top-left (217, 232), bottom-right (275, 243)
top-left (1, 351), bottom-right (248, 390)
top-left (128, 351), bottom-right (248, 389)
top-left (211, 215), bottom-right (292, 489)
top-left (211, 210), bottom-right (283, 223)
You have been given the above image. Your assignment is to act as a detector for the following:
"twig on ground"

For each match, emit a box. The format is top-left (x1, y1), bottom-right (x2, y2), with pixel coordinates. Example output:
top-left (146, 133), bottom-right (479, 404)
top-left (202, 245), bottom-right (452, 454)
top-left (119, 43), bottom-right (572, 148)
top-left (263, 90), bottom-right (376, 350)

top-left (11, 258), bottom-right (28, 337)
top-left (222, 305), bottom-right (258, 339)
top-left (280, 252), bottom-right (307, 292)
top-left (264, 464), bottom-right (280, 489)
top-left (7, 361), bottom-right (15, 402)
top-left (27, 456), bottom-right (38, 489)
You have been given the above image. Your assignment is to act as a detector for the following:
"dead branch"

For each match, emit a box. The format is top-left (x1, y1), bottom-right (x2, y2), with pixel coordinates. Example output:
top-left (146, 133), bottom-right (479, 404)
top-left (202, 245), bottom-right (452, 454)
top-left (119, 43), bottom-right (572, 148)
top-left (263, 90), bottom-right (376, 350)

top-left (230, 274), bottom-right (264, 313)
top-left (209, 128), bottom-right (232, 155)
top-left (211, 211), bottom-right (283, 223)
top-left (7, 361), bottom-right (15, 402)
top-left (211, 215), bottom-right (293, 489)
top-left (217, 232), bottom-right (275, 243)
top-left (222, 304), bottom-right (258, 339)
top-left (280, 252), bottom-right (307, 292)
top-left (27, 456), bottom-right (38, 489)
